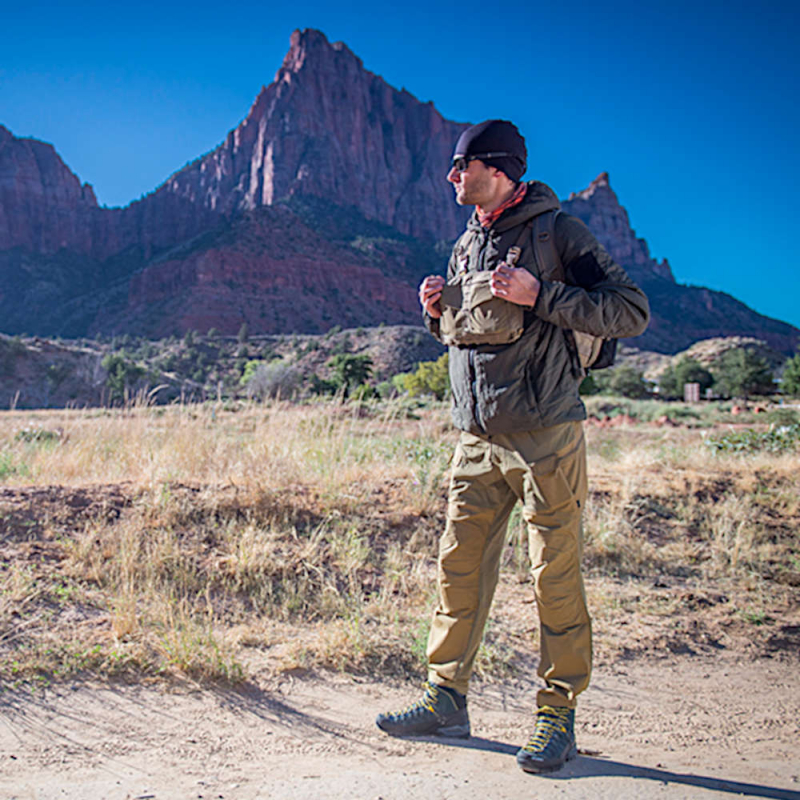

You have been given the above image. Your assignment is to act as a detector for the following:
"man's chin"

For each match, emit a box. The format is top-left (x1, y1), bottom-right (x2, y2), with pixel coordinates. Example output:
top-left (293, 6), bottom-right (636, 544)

top-left (454, 191), bottom-right (472, 206)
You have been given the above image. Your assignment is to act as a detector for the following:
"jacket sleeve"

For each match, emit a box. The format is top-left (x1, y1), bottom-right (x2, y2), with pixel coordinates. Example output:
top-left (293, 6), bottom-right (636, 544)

top-left (423, 243), bottom-right (460, 341)
top-left (423, 310), bottom-right (442, 340)
top-left (532, 213), bottom-right (650, 338)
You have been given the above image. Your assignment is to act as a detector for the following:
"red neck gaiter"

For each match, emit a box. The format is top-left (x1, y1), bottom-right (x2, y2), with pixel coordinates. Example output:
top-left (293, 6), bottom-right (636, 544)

top-left (477, 182), bottom-right (527, 228)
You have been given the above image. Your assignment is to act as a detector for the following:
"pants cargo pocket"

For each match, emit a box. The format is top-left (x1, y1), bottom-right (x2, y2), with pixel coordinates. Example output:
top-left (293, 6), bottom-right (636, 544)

top-left (529, 459), bottom-right (577, 516)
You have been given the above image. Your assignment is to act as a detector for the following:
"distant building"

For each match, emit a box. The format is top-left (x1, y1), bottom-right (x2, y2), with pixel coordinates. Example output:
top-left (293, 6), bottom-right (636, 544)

top-left (684, 382), bottom-right (700, 403)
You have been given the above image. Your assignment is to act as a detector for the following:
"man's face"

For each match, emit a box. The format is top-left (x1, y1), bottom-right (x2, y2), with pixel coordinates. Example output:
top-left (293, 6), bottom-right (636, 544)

top-left (447, 158), bottom-right (498, 207)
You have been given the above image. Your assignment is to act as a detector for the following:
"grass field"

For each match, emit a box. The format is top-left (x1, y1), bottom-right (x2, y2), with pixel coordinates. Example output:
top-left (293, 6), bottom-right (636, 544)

top-left (0, 396), bottom-right (798, 689)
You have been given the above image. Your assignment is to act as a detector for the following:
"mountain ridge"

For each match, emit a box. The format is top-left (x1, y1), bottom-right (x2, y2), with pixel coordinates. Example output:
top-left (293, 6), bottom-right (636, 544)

top-left (0, 29), bottom-right (797, 355)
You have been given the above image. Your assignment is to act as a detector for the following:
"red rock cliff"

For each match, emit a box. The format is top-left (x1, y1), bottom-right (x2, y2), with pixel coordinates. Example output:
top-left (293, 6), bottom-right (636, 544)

top-left (0, 125), bottom-right (98, 254)
top-left (142, 29), bottom-right (469, 243)
top-left (0, 30), bottom-right (469, 260)
top-left (562, 172), bottom-right (674, 282)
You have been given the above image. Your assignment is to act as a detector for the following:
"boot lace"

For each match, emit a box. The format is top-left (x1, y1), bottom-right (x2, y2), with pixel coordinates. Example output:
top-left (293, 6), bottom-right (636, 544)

top-left (521, 705), bottom-right (572, 752)
top-left (393, 682), bottom-right (440, 720)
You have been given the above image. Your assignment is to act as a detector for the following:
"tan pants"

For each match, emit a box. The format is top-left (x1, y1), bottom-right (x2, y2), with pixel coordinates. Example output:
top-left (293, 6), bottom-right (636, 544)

top-left (426, 421), bottom-right (591, 708)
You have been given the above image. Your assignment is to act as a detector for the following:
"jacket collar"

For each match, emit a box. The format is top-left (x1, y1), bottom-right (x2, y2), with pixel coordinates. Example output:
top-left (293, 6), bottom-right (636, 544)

top-left (466, 180), bottom-right (560, 235)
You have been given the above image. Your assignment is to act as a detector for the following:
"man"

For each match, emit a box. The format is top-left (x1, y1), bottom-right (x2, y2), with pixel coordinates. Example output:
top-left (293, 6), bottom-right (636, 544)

top-left (375, 120), bottom-right (649, 773)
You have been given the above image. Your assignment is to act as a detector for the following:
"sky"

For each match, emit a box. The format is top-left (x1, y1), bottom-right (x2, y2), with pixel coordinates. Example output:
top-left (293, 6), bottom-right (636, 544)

top-left (2, 0), bottom-right (799, 329)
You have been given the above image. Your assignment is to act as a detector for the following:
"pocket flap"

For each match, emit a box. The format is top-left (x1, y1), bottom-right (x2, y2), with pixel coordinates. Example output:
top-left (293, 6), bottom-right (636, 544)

top-left (440, 283), bottom-right (463, 309)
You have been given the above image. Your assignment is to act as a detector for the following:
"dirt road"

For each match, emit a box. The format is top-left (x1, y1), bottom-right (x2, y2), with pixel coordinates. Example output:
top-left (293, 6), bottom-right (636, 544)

top-left (1, 653), bottom-right (798, 800)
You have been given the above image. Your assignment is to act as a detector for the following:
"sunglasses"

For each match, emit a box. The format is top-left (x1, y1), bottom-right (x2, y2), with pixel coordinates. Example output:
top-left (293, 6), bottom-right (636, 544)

top-left (451, 152), bottom-right (514, 172)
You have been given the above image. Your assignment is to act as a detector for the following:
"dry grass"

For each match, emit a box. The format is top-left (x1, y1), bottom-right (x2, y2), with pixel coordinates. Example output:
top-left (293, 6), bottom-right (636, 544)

top-left (0, 398), bottom-right (798, 688)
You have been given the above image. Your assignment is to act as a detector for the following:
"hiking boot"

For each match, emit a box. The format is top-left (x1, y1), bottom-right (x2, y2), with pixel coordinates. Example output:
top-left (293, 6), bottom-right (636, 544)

top-left (375, 681), bottom-right (470, 738)
top-left (516, 705), bottom-right (577, 774)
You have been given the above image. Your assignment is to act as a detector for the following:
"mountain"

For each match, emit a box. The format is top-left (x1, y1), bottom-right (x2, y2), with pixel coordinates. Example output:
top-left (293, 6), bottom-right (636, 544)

top-left (0, 29), bottom-right (798, 355)
top-left (561, 174), bottom-right (800, 354)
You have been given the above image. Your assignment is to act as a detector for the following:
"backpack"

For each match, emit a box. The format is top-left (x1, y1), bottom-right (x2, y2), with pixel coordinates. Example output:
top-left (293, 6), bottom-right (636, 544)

top-left (528, 209), bottom-right (617, 372)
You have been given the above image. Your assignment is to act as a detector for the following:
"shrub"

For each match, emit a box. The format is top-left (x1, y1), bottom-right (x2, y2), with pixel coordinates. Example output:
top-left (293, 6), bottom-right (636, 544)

top-left (375, 380), bottom-right (396, 399)
top-left (241, 360), bottom-right (299, 400)
top-left (658, 357), bottom-right (713, 399)
top-left (766, 408), bottom-right (799, 427)
top-left (15, 428), bottom-right (61, 444)
top-left (331, 334), bottom-right (352, 355)
top-left (705, 424), bottom-right (800, 454)
top-left (309, 373), bottom-right (339, 396)
top-left (579, 373), bottom-right (598, 395)
top-left (394, 354), bottom-right (449, 400)
top-left (350, 383), bottom-right (376, 402)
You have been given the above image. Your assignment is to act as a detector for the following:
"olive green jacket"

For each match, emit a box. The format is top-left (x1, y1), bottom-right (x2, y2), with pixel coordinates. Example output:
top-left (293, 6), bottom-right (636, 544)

top-left (426, 181), bottom-right (650, 435)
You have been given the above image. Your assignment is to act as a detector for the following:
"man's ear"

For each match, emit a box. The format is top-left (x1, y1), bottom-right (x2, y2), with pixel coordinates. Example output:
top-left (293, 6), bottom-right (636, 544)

top-left (491, 168), bottom-right (513, 188)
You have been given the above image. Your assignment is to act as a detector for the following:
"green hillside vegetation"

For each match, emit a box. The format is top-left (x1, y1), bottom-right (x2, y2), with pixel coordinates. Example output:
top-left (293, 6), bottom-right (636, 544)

top-left (2, 328), bottom-right (800, 412)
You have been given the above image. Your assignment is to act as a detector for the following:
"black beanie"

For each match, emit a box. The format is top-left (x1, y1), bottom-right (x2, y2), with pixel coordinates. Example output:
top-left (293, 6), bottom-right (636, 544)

top-left (453, 120), bottom-right (527, 182)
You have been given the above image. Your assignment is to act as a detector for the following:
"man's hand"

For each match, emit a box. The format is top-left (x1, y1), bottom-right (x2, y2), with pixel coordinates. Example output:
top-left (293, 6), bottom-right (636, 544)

top-left (491, 264), bottom-right (541, 307)
top-left (419, 275), bottom-right (445, 318)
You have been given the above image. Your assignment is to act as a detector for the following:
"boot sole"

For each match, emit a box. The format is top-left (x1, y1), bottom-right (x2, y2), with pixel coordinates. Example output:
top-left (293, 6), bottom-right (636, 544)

top-left (376, 720), bottom-right (471, 739)
top-left (432, 722), bottom-right (471, 738)
top-left (517, 742), bottom-right (577, 774)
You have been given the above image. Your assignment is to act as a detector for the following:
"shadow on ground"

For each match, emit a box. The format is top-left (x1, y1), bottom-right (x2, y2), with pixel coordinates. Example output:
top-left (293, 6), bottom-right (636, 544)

top-left (417, 734), bottom-right (800, 800)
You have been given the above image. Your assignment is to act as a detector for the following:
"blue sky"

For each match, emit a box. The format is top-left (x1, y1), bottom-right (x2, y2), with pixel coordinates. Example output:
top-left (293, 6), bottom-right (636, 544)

top-left (2, 0), bottom-right (799, 330)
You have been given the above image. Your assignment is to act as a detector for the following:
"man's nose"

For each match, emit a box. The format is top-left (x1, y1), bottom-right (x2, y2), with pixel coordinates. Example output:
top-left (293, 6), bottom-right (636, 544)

top-left (447, 167), bottom-right (460, 184)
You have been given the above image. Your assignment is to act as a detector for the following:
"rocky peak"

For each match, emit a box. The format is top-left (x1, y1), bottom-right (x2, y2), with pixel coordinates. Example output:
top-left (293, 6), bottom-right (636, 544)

top-left (278, 28), bottom-right (363, 79)
top-left (562, 172), bottom-right (674, 282)
top-left (154, 28), bottom-right (469, 241)
top-left (0, 127), bottom-right (98, 254)
top-left (568, 171), bottom-right (610, 201)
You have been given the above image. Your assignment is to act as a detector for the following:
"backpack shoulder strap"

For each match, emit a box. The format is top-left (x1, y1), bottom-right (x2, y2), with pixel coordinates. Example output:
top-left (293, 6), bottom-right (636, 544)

top-left (531, 209), bottom-right (564, 281)
top-left (530, 209), bottom-right (589, 376)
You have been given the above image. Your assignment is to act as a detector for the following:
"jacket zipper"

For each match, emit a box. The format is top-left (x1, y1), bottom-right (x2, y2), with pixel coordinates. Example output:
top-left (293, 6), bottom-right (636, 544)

top-left (470, 230), bottom-right (490, 433)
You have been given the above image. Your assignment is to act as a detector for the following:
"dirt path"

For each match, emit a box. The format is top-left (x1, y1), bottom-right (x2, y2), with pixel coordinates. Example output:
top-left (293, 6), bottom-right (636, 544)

top-left (1, 654), bottom-right (798, 800)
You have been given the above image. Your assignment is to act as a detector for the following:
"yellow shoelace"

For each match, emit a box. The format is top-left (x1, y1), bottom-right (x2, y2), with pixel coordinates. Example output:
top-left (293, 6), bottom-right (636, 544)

top-left (523, 706), bottom-right (571, 751)
top-left (397, 682), bottom-right (438, 717)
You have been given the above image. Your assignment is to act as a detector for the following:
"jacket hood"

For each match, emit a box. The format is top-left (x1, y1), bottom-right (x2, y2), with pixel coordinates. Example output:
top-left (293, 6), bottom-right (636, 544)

top-left (466, 180), bottom-right (561, 234)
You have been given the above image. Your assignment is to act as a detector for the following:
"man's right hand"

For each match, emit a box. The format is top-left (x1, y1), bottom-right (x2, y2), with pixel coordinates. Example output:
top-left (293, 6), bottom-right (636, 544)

top-left (419, 275), bottom-right (445, 318)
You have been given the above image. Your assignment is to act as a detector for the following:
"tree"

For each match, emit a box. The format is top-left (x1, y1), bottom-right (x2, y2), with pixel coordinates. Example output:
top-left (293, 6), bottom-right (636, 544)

top-left (102, 353), bottom-right (145, 403)
top-left (394, 354), bottom-right (450, 399)
top-left (593, 365), bottom-right (651, 399)
top-left (781, 350), bottom-right (800, 397)
top-left (658, 357), bottom-right (714, 399)
top-left (713, 348), bottom-right (774, 399)
top-left (0, 335), bottom-right (25, 378)
top-left (327, 353), bottom-right (373, 396)
top-left (309, 373), bottom-right (338, 395)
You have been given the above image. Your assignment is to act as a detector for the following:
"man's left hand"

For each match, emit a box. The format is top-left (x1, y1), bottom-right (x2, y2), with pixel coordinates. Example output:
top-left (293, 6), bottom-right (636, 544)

top-left (490, 264), bottom-right (541, 307)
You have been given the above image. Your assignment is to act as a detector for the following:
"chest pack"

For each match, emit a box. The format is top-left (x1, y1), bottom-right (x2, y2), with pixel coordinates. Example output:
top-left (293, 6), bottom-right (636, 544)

top-left (438, 247), bottom-right (525, 347)
top-left (531, 210), bottom-right (617, 372)
top-left (438, 209), bottom-right (617, 371)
